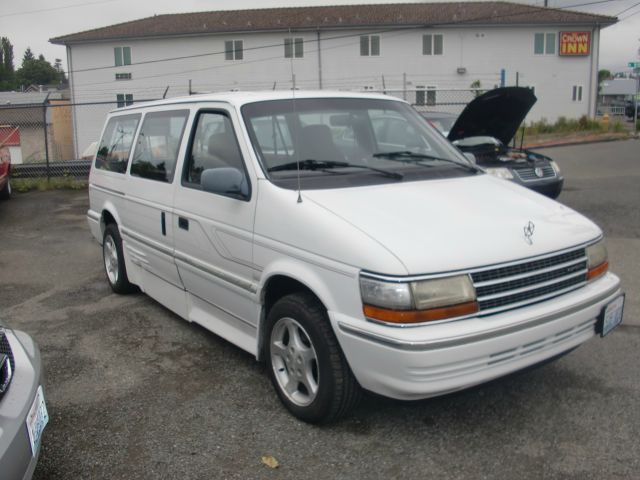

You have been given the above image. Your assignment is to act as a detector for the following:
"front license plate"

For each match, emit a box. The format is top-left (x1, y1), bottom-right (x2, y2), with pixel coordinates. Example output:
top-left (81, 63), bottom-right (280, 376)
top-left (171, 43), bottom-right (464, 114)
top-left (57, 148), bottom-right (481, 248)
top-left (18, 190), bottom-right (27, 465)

top-left (26, 385), bottom-right (49, 456)
top-left (598, 294), bottom-right (625, 337)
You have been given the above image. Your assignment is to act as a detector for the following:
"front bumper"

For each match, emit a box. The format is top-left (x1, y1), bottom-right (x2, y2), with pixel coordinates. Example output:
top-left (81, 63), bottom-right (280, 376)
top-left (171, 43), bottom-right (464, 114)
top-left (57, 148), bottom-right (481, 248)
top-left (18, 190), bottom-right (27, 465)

top-left (331, 273), bottom-right (621, 400)
top-left (0, 330), bottom-right (45, 480)
top-left (511, 175), bottom-right (564, 199)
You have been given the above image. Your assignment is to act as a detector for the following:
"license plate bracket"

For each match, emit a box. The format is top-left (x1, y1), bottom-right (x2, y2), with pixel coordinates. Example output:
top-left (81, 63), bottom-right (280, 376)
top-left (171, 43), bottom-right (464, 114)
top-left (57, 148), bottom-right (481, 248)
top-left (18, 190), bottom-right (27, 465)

top-left (26, 385), bottom-right (49, 456)
top-left (597, 294), bottom-right (625, 337)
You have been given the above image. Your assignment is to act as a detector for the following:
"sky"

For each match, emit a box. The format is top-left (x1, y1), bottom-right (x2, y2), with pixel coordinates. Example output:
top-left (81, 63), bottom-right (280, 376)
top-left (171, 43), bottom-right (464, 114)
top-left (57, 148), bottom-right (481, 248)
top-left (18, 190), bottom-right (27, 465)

top-left (1, 0), bottom-right (639, 74)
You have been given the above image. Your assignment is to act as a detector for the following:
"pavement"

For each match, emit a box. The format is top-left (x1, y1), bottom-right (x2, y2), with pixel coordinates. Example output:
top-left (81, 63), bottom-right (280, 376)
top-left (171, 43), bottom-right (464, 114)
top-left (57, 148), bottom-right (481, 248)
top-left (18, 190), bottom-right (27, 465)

top-left (0, 139), bottom-right (638, 479)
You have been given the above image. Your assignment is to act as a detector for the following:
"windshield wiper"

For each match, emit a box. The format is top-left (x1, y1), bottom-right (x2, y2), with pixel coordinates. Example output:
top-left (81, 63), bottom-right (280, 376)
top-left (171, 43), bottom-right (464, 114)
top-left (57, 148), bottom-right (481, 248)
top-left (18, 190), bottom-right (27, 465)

top-left (268, 159), bottom-right (403, 180)
top-left (373, 151), bottom-right (479, 173)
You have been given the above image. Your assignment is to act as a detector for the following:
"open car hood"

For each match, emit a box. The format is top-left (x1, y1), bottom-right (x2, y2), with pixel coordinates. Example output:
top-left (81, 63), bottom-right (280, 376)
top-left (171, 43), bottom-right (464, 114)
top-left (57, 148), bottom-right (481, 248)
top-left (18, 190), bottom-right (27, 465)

top-left (447, 87), bottom-right (536, 144)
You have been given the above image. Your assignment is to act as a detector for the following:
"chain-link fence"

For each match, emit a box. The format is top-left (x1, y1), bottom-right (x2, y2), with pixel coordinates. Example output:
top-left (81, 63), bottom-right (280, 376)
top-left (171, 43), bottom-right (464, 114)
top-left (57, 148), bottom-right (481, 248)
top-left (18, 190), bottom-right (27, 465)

top-left (0, 98), bottom-right (159, 179)
top-left (1, 89), bottom-right (482, 180)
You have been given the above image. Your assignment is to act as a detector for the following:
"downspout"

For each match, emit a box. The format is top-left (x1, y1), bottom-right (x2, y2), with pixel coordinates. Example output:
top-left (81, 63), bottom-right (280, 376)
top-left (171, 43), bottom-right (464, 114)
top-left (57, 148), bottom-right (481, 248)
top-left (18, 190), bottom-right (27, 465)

top-left (588, 26), bottom-right (599, 118)
top-left (66, 45), bottom-right (79, 159)
top-left (317, 29), bottom-right (323, 89)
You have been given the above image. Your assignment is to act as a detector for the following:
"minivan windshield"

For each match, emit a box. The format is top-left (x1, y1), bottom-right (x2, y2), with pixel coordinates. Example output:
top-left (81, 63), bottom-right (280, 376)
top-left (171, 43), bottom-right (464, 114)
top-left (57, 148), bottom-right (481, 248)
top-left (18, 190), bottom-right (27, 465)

top-left (242, 97), bottom-right (478, 189)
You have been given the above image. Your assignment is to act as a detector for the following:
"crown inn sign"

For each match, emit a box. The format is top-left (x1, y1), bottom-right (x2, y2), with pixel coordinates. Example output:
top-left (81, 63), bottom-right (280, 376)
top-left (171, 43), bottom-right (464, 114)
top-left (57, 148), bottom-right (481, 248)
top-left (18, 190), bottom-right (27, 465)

top-left (559, 31), bottom-right (591, 56)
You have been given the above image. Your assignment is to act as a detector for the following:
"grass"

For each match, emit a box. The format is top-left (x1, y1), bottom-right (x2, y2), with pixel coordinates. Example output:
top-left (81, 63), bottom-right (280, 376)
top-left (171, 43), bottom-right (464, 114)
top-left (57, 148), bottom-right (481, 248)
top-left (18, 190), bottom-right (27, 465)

top-left (11, 176), bottom-right (87, 193)
top-left (518, 115), bottom-right (628, 137)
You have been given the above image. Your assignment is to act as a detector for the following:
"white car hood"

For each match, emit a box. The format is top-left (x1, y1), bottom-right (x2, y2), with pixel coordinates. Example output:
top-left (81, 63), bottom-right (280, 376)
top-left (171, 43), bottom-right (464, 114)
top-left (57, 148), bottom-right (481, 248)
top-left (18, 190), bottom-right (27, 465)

top-left (303, 174), bottom-right (600, 275)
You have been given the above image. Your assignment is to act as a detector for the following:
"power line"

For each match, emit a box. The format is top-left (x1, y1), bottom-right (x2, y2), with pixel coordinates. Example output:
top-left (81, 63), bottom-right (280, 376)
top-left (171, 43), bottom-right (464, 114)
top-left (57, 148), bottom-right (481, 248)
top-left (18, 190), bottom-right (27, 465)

top-left (614, 0), bottom-right (640, 15)
top-left (0, 0), bottom-right (120, 18)
top-left (65, 0), bottom-right (620, 78)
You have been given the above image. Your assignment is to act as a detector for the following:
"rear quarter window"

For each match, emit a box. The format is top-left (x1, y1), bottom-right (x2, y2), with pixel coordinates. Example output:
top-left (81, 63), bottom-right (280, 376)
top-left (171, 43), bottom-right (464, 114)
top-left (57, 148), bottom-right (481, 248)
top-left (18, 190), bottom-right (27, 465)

top-left (95, 114), bottom-right (141, 174)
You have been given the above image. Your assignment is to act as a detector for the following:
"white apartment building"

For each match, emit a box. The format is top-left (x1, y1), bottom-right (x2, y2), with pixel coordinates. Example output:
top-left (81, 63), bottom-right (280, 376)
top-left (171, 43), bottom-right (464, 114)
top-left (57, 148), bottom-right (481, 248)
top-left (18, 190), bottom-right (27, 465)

top-left (51, 2), bottom-right (616, 153)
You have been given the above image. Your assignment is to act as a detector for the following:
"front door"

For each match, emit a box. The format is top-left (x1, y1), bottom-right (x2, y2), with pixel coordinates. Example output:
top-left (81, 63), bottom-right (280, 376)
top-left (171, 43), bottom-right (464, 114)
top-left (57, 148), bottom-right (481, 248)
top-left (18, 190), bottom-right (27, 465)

top-left (172, 107), bottom-right (258, 352)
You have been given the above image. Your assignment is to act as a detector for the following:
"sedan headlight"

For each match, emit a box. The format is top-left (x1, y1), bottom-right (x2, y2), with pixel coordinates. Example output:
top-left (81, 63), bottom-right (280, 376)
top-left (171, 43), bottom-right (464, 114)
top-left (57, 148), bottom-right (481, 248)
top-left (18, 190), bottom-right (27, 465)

top-left (586, 240), bottom-right (608, 281)
top-left (549, 160), bottom-right (561, 175)
top-left (485, 167), bottom-right (514, 180)
top-left (360, 275), bottom-right (478, 324)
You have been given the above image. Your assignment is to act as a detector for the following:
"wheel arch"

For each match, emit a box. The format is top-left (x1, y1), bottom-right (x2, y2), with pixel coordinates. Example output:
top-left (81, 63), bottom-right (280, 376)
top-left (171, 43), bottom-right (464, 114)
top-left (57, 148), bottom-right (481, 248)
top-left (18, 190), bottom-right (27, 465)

top-left (256, 263), bottom-right (345, 361)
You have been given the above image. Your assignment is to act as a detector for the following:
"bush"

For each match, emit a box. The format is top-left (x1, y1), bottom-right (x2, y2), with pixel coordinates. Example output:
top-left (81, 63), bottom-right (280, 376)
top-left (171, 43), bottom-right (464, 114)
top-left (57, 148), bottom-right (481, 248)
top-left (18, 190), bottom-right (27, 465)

top-left (11, 176), bottom-right (87, 193)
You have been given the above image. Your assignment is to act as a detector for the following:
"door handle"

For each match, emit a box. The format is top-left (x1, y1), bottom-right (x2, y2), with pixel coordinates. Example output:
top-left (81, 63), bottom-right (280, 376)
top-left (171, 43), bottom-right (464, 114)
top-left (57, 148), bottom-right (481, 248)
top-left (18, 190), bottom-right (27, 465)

top-left (178, 217), bottom-right (189, 231)
top-left (160, 212), bottom-right (166, 236)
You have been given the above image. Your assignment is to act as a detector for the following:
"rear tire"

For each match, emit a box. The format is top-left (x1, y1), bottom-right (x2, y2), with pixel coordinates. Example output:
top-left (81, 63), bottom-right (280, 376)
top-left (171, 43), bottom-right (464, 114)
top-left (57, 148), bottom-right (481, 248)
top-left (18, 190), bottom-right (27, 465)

top-left (0, 180), bottom-right (11, 200)
top-left (266, 292), bottom-right (361, 423)
top-left (103, 223), bottom-right (137, 294)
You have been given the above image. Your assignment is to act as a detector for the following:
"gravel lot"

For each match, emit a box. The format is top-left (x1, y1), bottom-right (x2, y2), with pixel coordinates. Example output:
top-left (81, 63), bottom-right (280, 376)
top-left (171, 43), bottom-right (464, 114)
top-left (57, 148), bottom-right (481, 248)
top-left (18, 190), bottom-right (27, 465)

top-left (1, 139), bottom-right (638, 479)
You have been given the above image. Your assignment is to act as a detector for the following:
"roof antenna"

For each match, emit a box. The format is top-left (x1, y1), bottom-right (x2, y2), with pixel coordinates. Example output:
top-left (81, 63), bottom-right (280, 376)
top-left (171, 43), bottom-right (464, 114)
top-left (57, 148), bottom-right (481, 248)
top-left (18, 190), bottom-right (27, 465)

top-left (288, 28), bottom-right (302, 204)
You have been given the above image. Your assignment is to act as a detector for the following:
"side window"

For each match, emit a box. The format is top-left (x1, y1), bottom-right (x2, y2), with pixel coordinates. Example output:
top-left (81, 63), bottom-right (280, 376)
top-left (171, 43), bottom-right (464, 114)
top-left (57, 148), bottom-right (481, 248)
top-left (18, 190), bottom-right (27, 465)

top-left (130, 110), bottom-right (189, 183)
top-left (95, 114), bottom-right (140, 174)
top-left (183, 112), bottom-right (248, 196)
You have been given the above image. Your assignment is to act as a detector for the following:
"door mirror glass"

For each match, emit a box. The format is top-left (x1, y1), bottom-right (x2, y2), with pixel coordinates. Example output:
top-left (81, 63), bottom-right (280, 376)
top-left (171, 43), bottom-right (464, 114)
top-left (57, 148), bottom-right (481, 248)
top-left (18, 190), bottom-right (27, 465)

top-left (201, 167), bottom-right (248, 198)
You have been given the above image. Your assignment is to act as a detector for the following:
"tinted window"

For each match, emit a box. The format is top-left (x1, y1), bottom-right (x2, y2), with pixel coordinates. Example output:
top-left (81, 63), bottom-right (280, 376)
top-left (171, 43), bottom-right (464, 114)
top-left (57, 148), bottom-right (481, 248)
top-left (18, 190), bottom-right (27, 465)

top-left (183, 112), bottom-right (247, 191)
top-left (95, 114), bottom-right (140, 174)
top-left (130, 110), bottom-right (189, 183)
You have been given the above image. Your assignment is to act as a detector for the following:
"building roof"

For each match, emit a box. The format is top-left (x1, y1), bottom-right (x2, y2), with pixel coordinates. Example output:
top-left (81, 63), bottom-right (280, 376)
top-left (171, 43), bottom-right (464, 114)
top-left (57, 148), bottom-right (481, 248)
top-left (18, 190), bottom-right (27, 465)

top-left (0, 91), bottom-right (64, 106)
top-left (50, 2), bottom-right (617, 45)
top-left (601, 78), bottom-right (637, 96)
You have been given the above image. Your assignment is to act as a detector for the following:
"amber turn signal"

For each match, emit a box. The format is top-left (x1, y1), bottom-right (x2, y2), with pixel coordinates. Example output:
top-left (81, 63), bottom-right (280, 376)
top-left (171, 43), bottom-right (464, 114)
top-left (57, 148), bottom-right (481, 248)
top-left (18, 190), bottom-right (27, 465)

top-left (587, 261), bottom-right (608, 281)
top-left (363, 301), bottom-right (479, 324)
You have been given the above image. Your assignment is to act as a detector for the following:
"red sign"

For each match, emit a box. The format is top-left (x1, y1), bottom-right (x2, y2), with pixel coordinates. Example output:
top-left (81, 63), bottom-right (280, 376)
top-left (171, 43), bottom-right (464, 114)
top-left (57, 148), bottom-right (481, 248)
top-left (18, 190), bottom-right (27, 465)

top-left (559, 31), bottom-right (591, 56)
top-left (0, 126), bottom-right (20, 147)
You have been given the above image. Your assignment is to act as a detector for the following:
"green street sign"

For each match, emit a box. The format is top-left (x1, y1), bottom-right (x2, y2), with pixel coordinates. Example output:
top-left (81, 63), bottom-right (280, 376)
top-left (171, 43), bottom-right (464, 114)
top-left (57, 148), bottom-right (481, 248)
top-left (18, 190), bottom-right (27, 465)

top-left (629, 62), bottom-right (640, 68)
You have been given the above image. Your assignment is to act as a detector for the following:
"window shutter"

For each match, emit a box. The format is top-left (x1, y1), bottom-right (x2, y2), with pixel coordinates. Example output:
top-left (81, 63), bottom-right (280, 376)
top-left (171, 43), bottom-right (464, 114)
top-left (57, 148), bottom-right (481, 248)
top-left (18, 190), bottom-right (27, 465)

top-left (545, 33), bottom-right (556, 55)
top-left (234, 40), bottom-right (243, 60)
top-left (284, 38), bottom-right (292, 58)
top-left (123, 47), bottom-right (131, 65)
top-left (114, 47), bottom-right (123, 66)
top-left (434, 35), bottom-right (443, 55)
top-left (294, 38), bottom-right (303, 58)
top-left (371, 35), bottom-right (380, 56)
top-left (225, 41), bottom-right (234, 60)
top-left (423, 35), bottom-right (432, 55)
top-left (360, 36), bottom-right (369, 56)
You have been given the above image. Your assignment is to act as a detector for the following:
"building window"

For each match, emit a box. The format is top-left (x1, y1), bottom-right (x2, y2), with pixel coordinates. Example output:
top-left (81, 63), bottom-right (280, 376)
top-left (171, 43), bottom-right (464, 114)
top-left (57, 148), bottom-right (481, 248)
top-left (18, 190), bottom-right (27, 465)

top-left (360, 35), bottom-right (380, 56)
top-left (284, 37), bottom-right (304, 58)
top-left (572, 85), bottom-right (583, 102)
top-left (114, 47), bottom-right (131, 66)
top-left (423, 34), bottom-right (443, 55)
top-left (116, 94), bottom-right (134, 108)
top-left (115, 73), bottom-right (132, 80)
top-left (534, 33), bottom-right (556, 55)
top-left (225, 40), bottom-right (244, 60)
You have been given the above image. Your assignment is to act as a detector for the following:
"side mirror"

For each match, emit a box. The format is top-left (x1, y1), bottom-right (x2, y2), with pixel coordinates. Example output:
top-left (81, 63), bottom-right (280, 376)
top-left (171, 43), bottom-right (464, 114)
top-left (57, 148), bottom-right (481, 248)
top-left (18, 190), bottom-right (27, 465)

top-left (201, 167), bottom-right (249, 198)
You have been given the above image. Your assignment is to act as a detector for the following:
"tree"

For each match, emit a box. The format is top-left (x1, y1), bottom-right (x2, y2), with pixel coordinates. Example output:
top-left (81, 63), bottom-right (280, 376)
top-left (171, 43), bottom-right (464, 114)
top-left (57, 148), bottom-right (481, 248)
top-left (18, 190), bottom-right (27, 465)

top-left (22, 47), bottom-right (34, 63)
top-left (0, 37), bottom-right (15, 90)
top-left (15, 47), bottom-right (63, 87)
top-left (598, 69), bottom-right (612, 93)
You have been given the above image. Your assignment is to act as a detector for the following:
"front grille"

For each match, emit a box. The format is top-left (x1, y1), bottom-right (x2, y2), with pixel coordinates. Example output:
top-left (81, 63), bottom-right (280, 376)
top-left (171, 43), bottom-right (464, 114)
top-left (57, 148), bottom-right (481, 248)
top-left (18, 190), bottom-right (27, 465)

top-left (513, 165), bottom-right (556, 182)
top-left (471, 247), bottom-right (588, 314)
top-left (0, 330), bottom-right (15, 398)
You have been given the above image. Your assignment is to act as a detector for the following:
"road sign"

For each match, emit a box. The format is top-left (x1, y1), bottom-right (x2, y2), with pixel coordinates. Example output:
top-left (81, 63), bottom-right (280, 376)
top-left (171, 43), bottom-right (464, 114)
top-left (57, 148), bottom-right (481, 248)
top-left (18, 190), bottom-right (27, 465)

top-left (629, 62), bottom-right (640, 68)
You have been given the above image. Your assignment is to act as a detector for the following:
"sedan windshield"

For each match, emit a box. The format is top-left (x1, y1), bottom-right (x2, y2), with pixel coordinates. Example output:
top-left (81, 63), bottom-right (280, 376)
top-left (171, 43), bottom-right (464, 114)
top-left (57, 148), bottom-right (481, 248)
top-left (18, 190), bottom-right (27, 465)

top-left (242, 97), bottom-right (477, 189)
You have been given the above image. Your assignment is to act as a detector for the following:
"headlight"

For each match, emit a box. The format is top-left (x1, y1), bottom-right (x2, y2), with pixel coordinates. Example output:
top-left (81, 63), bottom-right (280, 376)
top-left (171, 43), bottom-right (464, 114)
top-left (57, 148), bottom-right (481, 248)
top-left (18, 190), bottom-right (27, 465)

top-left (360, 275), bottom-right (478, 324)
top-left (485, 167), bottom-right (514, 180)
top-left (586, 240), bottom-right (608, 281)
top-left (549, 160), bottom-right (561, 175)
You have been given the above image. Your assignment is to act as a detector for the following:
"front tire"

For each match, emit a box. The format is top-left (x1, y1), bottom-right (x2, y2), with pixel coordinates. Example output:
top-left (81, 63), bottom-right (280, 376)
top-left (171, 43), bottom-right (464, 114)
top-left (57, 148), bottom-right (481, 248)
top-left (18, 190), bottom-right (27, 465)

top-left (266, 293), bottom-right (361, 423)
top-left (103, 223), bottom-right (137, 294)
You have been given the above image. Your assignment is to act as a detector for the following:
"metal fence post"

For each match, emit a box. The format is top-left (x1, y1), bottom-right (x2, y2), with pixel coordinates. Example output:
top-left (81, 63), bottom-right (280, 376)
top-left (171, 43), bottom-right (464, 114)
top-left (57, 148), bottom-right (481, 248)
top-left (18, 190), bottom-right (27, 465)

top-left (42, 93), bottom-right (51, 180)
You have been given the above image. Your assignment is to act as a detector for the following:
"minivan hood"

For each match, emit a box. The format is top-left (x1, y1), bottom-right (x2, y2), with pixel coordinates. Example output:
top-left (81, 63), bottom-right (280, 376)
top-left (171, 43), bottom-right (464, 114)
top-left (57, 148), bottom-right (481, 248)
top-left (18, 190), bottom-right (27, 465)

top-left (447, 87), bottom-right (536, 144)
top-left (303, 175), bottom-right (600, 275)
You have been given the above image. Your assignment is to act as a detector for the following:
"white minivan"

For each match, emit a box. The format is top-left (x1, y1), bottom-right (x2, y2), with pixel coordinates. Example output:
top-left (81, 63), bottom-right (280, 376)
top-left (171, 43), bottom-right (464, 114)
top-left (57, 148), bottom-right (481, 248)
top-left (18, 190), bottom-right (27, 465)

top-left (88, 91), bottom-right (624, 423)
